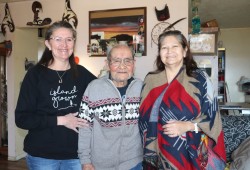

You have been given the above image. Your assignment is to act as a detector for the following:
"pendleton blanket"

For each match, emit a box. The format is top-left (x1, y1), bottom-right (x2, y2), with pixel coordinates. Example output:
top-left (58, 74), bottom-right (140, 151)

top-left (139, 68), bottom-right (226, 170)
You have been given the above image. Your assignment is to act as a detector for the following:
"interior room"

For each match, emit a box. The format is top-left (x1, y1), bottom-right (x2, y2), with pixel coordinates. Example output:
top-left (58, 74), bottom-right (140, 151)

top-left (0, 0), bottom-right (249, 169)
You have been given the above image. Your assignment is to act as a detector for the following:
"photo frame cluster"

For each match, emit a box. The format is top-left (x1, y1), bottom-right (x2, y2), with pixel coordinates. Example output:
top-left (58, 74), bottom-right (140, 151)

top-left (89, 7), bottom-right (147, 57)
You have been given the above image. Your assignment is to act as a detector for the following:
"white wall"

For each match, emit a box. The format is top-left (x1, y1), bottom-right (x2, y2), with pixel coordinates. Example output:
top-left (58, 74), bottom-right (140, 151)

top-left (218, 28), bottom-right (250, 102)
top-left (7, 28), bottom-right (38, 160)
top-left (0, 0), bottom-right (188, 160)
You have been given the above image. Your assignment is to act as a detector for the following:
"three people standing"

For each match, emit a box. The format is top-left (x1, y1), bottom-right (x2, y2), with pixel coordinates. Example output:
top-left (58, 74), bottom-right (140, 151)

top-left (15, 21), bottom-right (226, 170)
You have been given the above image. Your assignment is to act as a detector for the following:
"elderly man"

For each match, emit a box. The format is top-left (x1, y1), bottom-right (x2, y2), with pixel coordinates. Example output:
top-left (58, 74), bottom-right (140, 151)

top-left (78, 44), bottom-right (143, 170)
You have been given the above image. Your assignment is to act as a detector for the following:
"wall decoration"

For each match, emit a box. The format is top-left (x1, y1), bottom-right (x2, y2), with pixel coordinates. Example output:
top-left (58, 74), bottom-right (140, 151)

top-left (155, 4), bottom-right (170, 21)
top-left (4, 40), bottom-right (12, 57)
top-left (189, 33), bottom-right (217, 55)
top-left (26, 1), bottom-right (52, 26)
top-left (151, 3), bottom-right (186, 46)
top-left (0, 40), bottom-right (12, 57)
top-left (1, 3), bottom-right (15, 36)
top-left (89, 7), bottom-right (147, 57)
top-left (151, 17), bottom-right (186, 45)
top-left (62, 0), bottom-right (78, 29)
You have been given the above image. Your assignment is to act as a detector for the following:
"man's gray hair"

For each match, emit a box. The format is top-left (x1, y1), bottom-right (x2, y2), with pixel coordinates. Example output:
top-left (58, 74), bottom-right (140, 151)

top-left (107, 44), bottom-right (134, 61)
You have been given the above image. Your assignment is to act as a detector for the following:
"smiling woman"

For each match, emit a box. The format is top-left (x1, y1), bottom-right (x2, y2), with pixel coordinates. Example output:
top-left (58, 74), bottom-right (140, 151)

top-left (15, 21), bottom-right (96, 170)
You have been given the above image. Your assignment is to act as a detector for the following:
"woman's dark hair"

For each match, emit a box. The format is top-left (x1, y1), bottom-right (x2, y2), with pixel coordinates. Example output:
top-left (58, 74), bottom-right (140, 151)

top-left (151, 30), bottom-right (198, 77)
top-left (37, 21), bottom-right (78, 77)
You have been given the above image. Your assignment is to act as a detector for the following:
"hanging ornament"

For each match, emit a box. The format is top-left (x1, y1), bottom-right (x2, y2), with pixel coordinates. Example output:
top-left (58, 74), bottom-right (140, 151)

top-left (1, 3), bottom-right (15, 36)
top-left (5, 40), bottom-right (12, 57)
top-left (26, 1), bottom-right (52, 26)
top-left (151, 18), bottom-right (186, 45)
top-left (155, 4), bottom-right (170, 21)
top-left (62, 0), bottom-right (78, 29)
top-left (191, 7), bottom-right (201, 34)
top-left (191, 0), bottom-right (201, 34)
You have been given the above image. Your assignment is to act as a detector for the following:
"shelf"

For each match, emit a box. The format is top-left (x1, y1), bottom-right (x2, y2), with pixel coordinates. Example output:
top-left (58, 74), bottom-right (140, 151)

top-left (188, 27), bottom-right (219, 33)
top-left (218, 48), bottom-right (226, 102)
top-left (218, 48), bottom-right (226, 51)
top-left (16, 25), bottom-right (50, 29)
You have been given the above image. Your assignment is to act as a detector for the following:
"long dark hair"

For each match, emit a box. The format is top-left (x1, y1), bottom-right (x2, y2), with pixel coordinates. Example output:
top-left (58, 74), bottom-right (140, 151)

top-left (151, 30), bottom-right (198, 77)
top-left (37, 21), bottom-right (78, 76)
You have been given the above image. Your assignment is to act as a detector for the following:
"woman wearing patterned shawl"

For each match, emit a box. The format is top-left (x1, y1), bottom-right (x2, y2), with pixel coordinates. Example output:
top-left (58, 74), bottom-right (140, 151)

top-left (139, 30), bottom-right (226, 170)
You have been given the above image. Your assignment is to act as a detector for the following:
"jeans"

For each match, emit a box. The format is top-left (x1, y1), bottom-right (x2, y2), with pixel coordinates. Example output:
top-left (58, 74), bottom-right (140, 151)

top-left (130, 162), bottom-right (142, 170)
top-left (26, 154), bottom-right (81, 170)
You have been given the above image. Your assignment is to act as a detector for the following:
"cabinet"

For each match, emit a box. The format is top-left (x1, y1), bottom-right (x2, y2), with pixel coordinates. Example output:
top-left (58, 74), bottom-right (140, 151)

top-left (218, 48), bottom-right (226, 102)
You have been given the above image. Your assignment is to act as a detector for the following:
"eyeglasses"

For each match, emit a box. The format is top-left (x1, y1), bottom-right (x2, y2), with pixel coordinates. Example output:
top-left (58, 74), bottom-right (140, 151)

top-left (109, 58), bottom-right (134, 67)
top-left (49, 37), bottom-right (75, 44)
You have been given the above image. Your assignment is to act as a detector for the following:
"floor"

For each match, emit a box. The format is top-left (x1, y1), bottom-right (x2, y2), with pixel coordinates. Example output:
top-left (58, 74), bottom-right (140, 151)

top-left (0, 146), bottom-right (28, 170)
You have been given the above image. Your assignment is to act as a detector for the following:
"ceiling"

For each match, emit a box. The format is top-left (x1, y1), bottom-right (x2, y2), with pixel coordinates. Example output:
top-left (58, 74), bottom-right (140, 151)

top-left (189, 0), bottom-right (250, 29)
top-left (0, 0), bottom-right (250, 29)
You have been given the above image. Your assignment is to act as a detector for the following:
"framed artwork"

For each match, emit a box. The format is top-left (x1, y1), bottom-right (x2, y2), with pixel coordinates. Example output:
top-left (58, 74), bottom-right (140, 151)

top-left (89, 7), bottom-right (147, 57)
top-left (189, 33), bottom-right (217, 55)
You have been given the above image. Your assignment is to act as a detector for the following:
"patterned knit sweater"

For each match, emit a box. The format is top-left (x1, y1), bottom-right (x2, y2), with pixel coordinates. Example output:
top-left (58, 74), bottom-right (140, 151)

top-left (78, 75), bottom-right (143, 170)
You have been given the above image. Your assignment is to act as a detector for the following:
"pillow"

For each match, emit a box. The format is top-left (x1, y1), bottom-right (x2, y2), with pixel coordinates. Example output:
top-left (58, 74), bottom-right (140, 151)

top-left (221, 115), bottom-right (250, 162)
top-left (230, 136), bottom-right (250, 170)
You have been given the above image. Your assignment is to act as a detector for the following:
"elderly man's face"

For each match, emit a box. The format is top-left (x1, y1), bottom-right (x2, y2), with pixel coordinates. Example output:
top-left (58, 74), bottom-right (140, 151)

top-left (108, 46), bottom-right (135, 87)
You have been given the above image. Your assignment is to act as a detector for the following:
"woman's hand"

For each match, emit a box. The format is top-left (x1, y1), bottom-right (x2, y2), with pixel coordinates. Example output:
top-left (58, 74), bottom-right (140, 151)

top-left (162, 120), bottom-right (194, 137)
top-left (57, 112), bottom-right (89, 133)
top-left (83, 163), bottom-right (95, 170)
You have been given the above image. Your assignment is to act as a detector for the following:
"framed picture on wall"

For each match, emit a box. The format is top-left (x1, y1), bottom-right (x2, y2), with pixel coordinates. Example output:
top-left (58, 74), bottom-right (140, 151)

top-left (89, 7), bottom-right (147, 57)
top-left (189, 33), bottom-right (217, 55)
